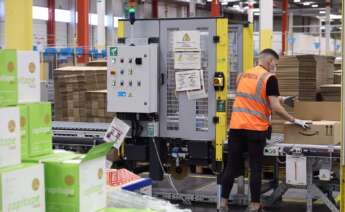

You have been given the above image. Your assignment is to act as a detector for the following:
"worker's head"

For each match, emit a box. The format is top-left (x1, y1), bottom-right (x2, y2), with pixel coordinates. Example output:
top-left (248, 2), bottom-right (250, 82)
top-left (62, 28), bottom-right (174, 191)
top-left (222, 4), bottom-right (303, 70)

top-left (258, 49), bottom-right (279, 73)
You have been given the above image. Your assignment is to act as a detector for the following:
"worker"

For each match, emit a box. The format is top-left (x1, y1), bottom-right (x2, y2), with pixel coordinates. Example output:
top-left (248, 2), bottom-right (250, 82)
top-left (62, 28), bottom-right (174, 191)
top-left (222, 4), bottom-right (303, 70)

top-left (219, 49), bottom-right (310, 212)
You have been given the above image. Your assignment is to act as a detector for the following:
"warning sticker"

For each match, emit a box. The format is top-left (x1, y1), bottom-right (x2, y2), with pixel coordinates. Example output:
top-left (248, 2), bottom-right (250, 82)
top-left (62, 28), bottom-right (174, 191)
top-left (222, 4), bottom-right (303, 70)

top-left (174, 52), bottom-right (201, 70)
top-left (173, 31), bottom-right (201, 52)
top-left (175, 70), bottom-right (201, 92)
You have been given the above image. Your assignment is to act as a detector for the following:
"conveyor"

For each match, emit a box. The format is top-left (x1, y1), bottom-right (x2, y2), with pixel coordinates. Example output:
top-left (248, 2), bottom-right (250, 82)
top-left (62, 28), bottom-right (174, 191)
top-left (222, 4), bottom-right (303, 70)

top-left (52, 125), bottom-right (341, 211)
top-left (52, 121), bottom-right (109, 152)
top-left (262, 134), bottom-right (341, 212)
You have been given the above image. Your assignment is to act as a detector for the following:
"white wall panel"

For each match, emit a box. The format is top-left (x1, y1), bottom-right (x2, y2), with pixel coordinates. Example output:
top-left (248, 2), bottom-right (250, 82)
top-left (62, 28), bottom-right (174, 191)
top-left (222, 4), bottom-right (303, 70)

top-left (56, 0), bottom-right (70, 10)
top-left (33, 0), bottom-right (47, 7)
top-left (33, 20), bottom-right (47, 49)
top-left (56, 22), bottom-right (67, 47)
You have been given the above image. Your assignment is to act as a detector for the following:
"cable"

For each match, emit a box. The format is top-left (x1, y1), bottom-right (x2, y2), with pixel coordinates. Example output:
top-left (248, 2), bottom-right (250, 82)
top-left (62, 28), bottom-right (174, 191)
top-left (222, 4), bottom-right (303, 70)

top-left (152, 138), bottom-right (192, 206)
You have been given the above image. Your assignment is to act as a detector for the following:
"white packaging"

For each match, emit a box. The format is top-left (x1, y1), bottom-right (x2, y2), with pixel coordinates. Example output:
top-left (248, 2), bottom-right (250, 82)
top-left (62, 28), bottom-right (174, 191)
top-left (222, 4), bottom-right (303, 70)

top-left (17, 51), bottom-right (41, 103)
top-left (79, 156), bottom-right (107, 212)
top-left (0, 107), bottom-right (21, 168)
top-left (104, 117), bottom-right (130, 149)
top-left (286, 155), bottom-right (307, 186)
top-left (1, 163), bottom-right (45, 212)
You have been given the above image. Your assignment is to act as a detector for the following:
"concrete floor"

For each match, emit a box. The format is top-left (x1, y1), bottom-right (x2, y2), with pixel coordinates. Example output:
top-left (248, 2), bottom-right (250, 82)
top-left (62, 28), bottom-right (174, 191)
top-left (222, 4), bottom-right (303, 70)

top-left (151, 174), bottom-right (339, 212)
top-left (185, 203), bottom-right (331, 212)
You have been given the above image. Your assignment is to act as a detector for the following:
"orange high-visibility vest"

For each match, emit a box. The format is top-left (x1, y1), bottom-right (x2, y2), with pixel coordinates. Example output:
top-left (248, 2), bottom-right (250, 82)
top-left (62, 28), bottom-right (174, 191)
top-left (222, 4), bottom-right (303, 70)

top-left (229, 66), bottom-right (273, 131)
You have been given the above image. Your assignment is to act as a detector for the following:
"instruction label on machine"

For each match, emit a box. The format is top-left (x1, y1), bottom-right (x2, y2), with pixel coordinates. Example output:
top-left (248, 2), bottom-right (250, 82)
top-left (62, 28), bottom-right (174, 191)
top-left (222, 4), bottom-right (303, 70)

top-left (174, 52), bottom-right (201, 70)
top-left (175, 70), bottom-right (201, 92)
top-left (104, 117), bottom-right (130, 149)
top-left (187, 70), bottom-right (207, 100)
top-left (173, 31), bottom-right (201, 52)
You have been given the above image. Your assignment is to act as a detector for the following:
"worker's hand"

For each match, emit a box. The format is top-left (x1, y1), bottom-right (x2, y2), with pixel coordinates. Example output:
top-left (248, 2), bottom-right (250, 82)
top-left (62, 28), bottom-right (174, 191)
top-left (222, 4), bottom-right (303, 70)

top-left (282, 96), bottom-right (296, 107)
top-left (293, 119), bottom-right (311, 129)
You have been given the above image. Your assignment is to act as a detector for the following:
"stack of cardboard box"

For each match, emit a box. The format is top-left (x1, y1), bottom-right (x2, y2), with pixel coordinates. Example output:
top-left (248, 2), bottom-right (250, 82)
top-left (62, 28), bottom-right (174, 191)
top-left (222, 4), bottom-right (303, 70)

top-left (272, 55), bottom-right (335, 133)
top-left (0, 50), bottom-right (111, 212)
top-left (333, 70), bottom-right (341, 84)
top-left (320, 84), bottom-right (341, 102)
top-left (54, 66), bottom-right (107, 121)
top-left (0, 50), bottom-right (46, 211)
top-left (85, 90), bottom-right (116, 123)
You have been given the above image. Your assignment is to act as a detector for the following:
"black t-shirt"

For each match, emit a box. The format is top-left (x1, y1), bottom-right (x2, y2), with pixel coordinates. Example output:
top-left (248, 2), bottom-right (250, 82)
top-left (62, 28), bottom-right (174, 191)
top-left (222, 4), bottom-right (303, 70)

top-left (229, 75), bottom-right (280, 137)
top-left (266, 75), bottom-right (280, 96)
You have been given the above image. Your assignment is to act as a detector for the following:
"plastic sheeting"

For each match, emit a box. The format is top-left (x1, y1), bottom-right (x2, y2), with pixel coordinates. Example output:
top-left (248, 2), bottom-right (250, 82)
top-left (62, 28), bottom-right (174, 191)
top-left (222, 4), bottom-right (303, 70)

top-left (107, 189), bottom-right (191, 212)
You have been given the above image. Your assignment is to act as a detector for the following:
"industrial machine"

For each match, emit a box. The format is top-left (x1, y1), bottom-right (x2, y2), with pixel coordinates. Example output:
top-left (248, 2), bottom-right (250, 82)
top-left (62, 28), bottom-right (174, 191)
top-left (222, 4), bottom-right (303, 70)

top-left (52, 16), bottom-right (250, 203)
top-left (106, 17), bottom-right (229, 181)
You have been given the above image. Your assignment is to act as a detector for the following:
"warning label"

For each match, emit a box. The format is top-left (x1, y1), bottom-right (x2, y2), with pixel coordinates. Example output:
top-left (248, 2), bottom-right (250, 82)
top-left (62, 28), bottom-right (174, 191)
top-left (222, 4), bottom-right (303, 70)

top-left (173, 31), bottom-right (200, 52)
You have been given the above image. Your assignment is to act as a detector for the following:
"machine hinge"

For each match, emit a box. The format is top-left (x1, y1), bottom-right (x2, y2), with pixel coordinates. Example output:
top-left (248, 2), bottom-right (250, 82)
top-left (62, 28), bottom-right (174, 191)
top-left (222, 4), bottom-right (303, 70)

top-left (213, 36), bottom-right (220, 43)
top-left (118, 38), bottom-right (126, 44)
top-left (148, 37), bottom-right (160, 44)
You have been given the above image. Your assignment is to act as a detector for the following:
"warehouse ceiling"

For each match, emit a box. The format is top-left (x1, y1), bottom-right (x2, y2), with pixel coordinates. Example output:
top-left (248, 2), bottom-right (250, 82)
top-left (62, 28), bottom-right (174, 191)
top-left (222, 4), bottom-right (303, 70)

top-left (175, 0), bottom-right (342, 15)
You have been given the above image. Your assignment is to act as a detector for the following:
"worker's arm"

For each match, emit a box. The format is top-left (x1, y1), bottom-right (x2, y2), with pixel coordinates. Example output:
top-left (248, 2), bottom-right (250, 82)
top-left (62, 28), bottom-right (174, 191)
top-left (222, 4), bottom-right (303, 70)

top-left (269, 96), bottom-right (310, 128)
top-left (269, 96), bottom-right (294, 122)
top-left (235, 73), bottom-right (242, 88)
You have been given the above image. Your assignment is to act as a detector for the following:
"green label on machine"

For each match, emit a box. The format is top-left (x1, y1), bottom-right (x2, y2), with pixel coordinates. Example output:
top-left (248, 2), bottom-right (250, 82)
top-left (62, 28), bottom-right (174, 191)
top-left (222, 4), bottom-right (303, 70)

top-left (110, 47), bottom-right (118, 57)
top-left (217, 100), bottom-right (226, 112)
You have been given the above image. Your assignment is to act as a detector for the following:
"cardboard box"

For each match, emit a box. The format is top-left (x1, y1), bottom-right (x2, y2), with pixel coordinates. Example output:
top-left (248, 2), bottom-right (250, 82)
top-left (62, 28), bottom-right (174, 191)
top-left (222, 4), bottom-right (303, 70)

top-left (0, 163), bottom-right (45, 212)
top-left (22, 102), bottom-right (52, 158)
top-left (294, 101), bottom-right (340, 121)
top-left (26, 142), bottom-right (113, 212)
top-left (17, 51), bottom-right (41, 104)
top-left (0, 50), bottom-right (41, 107)
top-left (0, 107), bottom-right (21, 168)
top-left (284, 121), bottom-right (341, 145)
top-left (19, 105), bottom-right (29, 159)
top-left (0, 50), bottom-right (17, 106)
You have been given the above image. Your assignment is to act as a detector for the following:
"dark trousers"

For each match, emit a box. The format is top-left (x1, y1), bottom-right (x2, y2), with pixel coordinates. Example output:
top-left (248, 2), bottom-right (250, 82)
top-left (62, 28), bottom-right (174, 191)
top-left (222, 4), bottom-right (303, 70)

top-left (221, 131), bottom-right (266, 203)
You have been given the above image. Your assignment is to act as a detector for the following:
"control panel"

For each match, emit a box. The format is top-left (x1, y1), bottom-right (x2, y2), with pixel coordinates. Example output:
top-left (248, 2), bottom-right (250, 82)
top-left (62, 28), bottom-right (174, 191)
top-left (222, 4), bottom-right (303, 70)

top-left (107, 45), bottom-right (158, 113)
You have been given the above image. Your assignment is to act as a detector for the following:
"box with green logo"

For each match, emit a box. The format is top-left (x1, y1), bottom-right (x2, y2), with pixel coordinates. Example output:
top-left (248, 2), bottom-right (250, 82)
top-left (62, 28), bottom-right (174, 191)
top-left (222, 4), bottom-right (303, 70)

top-left (0, 106), bottom-right (21, 168)
top-left (19, 105), bottom-right (29, 159)
top-left (25, 142), bottom-right (113, 212)
top-left (20, 102), bottom-right (53, 159)
top-left (0, 50), bottom-right (17, 107)
top-left (0, 163), bottom-right (45, 212)
top-left (0, 50), bottom-right (40, 107)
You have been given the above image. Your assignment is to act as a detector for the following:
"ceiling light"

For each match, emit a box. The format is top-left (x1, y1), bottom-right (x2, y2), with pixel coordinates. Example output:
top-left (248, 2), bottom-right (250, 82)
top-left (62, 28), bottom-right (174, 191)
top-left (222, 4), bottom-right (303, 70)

top-left (303, 2), bottom-right (313, 6)
top-left (293, 0), bottom-right (300, 2)
top-left (319, 10), bottom-right (326, 14)
top-left (312, 4), bottom-right (318, 8)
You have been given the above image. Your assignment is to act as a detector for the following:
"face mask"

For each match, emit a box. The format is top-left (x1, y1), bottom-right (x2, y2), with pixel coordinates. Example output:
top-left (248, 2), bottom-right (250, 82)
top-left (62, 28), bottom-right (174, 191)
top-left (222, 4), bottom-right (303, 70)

top-left (269, 60), bottom-right (277, 73)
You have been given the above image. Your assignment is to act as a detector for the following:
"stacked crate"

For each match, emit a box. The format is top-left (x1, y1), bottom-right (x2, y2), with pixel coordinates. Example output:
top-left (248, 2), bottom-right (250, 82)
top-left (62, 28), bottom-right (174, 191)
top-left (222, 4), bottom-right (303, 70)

top-left (54, 66), bottom-right (107, 121)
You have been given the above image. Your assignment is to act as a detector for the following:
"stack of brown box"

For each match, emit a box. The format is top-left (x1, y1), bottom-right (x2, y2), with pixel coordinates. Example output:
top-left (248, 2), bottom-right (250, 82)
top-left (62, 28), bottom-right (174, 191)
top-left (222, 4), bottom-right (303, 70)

top-left (54, 66), bottom-right (107, 121)
top-left (85, 90), bottom-right (116, 123)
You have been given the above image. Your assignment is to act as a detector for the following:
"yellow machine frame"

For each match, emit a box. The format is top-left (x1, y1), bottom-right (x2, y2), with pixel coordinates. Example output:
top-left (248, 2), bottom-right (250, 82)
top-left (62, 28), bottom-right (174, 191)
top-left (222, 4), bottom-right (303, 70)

top-left (215, 19), bottom-right (229, 162)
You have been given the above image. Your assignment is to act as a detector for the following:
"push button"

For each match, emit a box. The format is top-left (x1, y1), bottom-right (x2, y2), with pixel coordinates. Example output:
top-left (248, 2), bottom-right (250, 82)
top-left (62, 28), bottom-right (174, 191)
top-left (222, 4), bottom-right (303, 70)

top-left (135, 58), bottom-right (142, 65)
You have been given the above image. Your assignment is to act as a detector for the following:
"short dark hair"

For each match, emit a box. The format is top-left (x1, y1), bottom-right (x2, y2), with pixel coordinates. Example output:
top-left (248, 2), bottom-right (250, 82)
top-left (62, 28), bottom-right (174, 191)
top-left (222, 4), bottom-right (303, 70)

top-left (260, 48), bottom-right (279, 60)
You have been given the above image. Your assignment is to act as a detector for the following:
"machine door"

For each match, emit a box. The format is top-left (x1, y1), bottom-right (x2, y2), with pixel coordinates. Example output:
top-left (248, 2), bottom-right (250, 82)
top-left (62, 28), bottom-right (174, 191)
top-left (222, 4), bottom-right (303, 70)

top-left (159, 19), bottom-right (217, 141)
